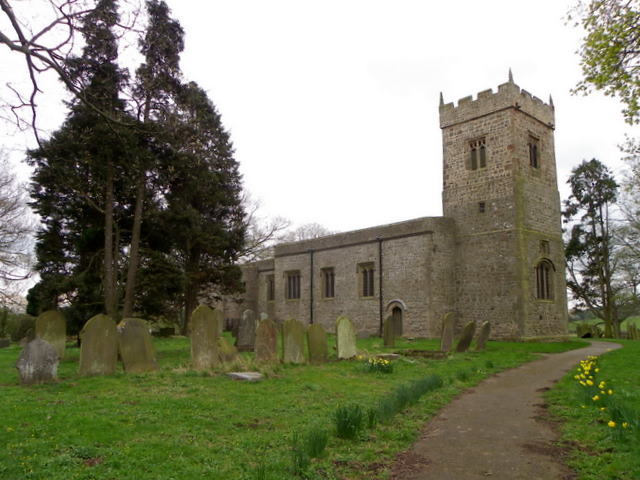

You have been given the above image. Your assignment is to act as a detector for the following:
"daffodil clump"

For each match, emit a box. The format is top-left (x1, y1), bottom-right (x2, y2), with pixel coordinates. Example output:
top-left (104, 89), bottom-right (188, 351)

top-left (573, 355), bottom-right (638, 439)
top-left (363, 356), bottom-right (394, 374)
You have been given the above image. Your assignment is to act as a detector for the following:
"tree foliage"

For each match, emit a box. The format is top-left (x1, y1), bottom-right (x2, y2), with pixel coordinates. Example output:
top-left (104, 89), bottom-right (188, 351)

top-left (563, 158), bottom-right (623, 336)
top-left (571, 0), bottom-right (640, 124)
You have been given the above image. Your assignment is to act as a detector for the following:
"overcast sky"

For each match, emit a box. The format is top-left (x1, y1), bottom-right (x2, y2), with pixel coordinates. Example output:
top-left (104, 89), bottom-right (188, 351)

top-left (1, 0), bottom-right (637, 233)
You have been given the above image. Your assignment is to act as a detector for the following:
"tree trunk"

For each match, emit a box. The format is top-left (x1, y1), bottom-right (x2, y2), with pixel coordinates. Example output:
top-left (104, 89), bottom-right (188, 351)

top-left (181, 248), bottom-right (201, 335)
top-left (104, 159), bottom-right (116, 317)
top-left (122, 176), bottom-right (145, 318)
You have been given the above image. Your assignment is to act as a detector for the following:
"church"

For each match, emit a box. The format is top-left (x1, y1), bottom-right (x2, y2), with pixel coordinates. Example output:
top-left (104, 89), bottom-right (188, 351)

top-left (227, 75), bottom-right (569, 340)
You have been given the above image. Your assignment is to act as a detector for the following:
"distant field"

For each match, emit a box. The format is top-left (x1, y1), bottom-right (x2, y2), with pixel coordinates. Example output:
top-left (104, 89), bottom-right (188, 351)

top-left (568, 316), bottom-right (640, 333)
top-left (0, 335), bottom-right (586, 480)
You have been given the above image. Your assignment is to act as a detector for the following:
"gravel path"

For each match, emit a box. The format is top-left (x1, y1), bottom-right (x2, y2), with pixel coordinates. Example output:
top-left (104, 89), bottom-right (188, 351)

top-left (390, 341), bottom-right (621, 480)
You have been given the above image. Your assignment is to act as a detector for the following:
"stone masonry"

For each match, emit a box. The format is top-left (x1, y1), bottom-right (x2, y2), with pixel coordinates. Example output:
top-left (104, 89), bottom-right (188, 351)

top-left (223, 75), bottom-right (568, 340)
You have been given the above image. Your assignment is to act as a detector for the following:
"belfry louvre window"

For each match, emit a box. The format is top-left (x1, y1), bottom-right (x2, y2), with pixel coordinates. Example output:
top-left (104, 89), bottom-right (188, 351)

top-left (322, 268), bottom-right (335, 298)
top-left (535, 260), bottom-right (553, 300)
top-left (529, 136), bottom-right (540, 168)
top-left (359, 263), bottom-right (375, 297)
top-left (266, 275), bottom-right (275, 301)
top-left (285, 271), bottom-right (301, 300)
top-left (468, 138), bottom-right (487, 170)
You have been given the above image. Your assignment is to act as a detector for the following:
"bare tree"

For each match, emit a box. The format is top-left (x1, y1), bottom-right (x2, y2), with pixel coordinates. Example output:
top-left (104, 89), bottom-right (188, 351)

top-left (279, 222), bottom-right (335, 243)
top-left (0, 153), bottom-right (34, 307)
top-left (239, 193), bottom-right (290, 262)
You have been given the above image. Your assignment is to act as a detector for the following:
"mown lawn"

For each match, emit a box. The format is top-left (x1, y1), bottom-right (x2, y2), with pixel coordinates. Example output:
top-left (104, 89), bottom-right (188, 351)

top-left (1, 335), bottom-right (586, 480)
top-left (546, 339), bottom-right (640, 480)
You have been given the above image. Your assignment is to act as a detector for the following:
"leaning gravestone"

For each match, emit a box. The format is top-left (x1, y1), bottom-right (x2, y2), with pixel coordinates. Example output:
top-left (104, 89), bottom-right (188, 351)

top-left (35, 310), bottom-right (66, 359)
top-left (79, 314), bottom-right (118, 376)
top-left (282, 318), bottom-right (305, 364)
top-left (255, 318), bottom-right (278, 363)
top-left (117, 318), bottom-right (158, 373)
top-left (236, 309), bottom-right (257, 352)
top-left (190, 305), bottom-right (219, 370)
top-left (383, 316), bottom-right (395, 347)
top-left (336, 316), bottom-right (357, 359)
top-left (307, 323), bottom-right (328, 364)
top-left (440, 312), bottom-right (455, 352)
top-left (475, 321), bottom-right (491, 351)
top-left (218, 336), bottom-right (238, 363)
top-left (16, 338), bottom-right (59, 385)
top-left (455, 321), bottom-right (476, 353)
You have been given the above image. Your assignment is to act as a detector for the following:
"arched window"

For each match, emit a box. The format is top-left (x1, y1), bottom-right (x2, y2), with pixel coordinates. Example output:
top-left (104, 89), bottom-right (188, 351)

top-left (535, 260), bottom-right (554, 300)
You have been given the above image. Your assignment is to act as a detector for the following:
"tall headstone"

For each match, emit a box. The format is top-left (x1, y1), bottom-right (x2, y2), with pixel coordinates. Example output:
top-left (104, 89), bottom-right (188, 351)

top-left (440, 312), bottom-right (455, 352)
top-left (475, 321), bottom-right (491, 351)
top-left (35, 310), bottom-right (66, 359)
top-left (455, 321), bottom-right (476, 353)
top-left (255, 318), bottom-right (278, 363)
top-left (117, 318), bottom-right (158, 373)
top-left (190, 305), bottom-right (219, 370)
top-left (282, 318), bottom-right (305, 364)
top-left (16, 338), bottom-right (59, 385)
top-left (236, 309), bottom-right (257, 352)
top-left (336, 316), bottom-right (357, 359)
top-left (383, 316), bottom-right (395, 347)
top-left (307, 323), bottom-right (328, 364)
top-left (79, 314), bottom-right (118, 376)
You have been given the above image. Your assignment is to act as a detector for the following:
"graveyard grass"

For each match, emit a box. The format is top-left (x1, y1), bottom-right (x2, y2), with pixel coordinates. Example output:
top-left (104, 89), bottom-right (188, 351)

top-left (0, 336), bottom-right (586, 480)
top-left (545, 339), bottom-right (640, 480)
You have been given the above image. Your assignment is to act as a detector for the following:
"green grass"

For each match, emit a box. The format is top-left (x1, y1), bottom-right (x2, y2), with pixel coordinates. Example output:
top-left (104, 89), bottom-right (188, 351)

top-left (0, 335), bottom-right (586, 480)
top-left (546, 340), bottom-right (640, 480)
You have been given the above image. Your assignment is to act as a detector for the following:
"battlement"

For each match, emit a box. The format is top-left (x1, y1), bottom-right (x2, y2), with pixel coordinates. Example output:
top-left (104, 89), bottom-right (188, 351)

top-left (439, 78), bottom-right (555, 128)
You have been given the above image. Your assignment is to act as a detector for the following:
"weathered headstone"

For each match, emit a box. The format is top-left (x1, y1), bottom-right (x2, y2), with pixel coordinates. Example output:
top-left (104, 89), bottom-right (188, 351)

top-left (117, 318), bottom-right (158, 373)
top-left (35, 310), bottom-right (66, 359)
top-left (190, 305), bottom-right (219, 370)
top-left (282, 318), bottom-right (305, 364)
top-left (383, 316), bottom-right (395, 347)
top-left (475, 321), bottom-right (491, 351)
top-left (79, 314), bottom-right (118, 376)
top-left (0, 338), bottom-right (10, 348)
top-left (15, 338), bottom-right (58, 385)
top-left (255, 318), bottom-right (278, 363)
top-left (455, 321), bottom-right (476, 353)
top-left (236, 309), bottom-right (257, 352)
top-left (336, 316), bottom-right (357, 359)
top-left (307, 323), bottom-right (328, 364)
top-left (440, 312), bottom-right (455, 352)
top-left (218, 336), bottom-right (238, 363)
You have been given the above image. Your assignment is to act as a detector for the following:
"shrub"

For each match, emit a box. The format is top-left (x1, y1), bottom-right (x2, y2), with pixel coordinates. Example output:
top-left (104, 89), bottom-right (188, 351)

top-left (334, 404), bottom-right (364, 440)
top-left (7, 314), bottom-right (35, 342)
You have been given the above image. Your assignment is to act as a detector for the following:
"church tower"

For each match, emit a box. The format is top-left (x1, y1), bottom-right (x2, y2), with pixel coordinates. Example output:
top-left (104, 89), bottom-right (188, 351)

top-left (439, 73), bottom-right (568, 338)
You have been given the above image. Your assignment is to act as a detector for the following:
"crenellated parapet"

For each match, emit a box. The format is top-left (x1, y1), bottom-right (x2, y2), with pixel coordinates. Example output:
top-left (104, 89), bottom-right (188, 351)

top-left (439, 76), bottom-right (555, 129)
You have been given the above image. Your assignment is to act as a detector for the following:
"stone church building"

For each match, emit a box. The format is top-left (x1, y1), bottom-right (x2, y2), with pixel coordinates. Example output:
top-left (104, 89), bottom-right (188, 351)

top-left (228, 76), bottom-right (568, 340)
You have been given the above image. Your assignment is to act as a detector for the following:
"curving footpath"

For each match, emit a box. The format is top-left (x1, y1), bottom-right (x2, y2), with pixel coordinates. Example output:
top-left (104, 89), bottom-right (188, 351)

top-left (390, 341), bottom-right (621, 480)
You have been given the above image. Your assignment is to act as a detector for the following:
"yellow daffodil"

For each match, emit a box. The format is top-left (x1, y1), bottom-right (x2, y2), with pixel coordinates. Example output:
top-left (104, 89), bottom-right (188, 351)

top-left (608, 420), bottom-right (616, 428)
top-left (592, 395), bottom-right (600, 401)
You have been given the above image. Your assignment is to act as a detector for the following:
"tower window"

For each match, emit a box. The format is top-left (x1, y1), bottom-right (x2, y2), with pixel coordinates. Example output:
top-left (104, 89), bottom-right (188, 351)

top-left (535, 260), bottom-right (554, 300)
top-left (322, 268), bottom-right (335, 298)
top-left (358, 263), bottom-right (375, 298)
top-left (478, 201), bottom-right (486, 213)
top-left (468, 138), bottom-right (487, 170)
top-left (285, 271), bottom-right (301, 300)
top-left (529, 136), bottom-right (540, 168)
top-left (266, 274), bottom-right (275, 301)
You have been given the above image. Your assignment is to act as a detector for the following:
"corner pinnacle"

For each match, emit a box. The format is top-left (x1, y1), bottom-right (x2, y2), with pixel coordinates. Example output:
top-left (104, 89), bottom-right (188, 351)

top-left (549, 94), bottom-right (554, 106)
top-left (439, 92), bottom-right (444, 106)
top-left (508, 68), bottom-right (514, 83)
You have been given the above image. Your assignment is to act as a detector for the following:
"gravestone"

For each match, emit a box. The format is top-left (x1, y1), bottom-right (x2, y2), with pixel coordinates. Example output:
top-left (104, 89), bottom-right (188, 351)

top-left (117, 318), bottom-right (158, 373)
top-left (475, 321), bottom-right (491, 351)
top-left (383, 316), bottom-right (395, 347)
top-left (35, 310), bottom-right (66, 359)
top-left (218, 336), bottom-right (238, 363)
top-left (282, 318), bottom-right (305, 364)
top-left (15, 338), bottom-right (59, 385)
top-left (440, 312), bottom-right (455, 352)
top-left (307, 323), bottom-right (328, 364)
top-left (255, 318), bottom-right (278, 363)
top-left (79, 314), bottom-right (118, 376)
top-left (455, 321), bottom-right (476, 353)
top-left (0, 338), bottom-right (10, 348)
top-left (190, 305), bottom-right (219, 370)
top-left (336, 316), bottom-right (357, 359)
top-left (236, 309), bottom-right (257, 352)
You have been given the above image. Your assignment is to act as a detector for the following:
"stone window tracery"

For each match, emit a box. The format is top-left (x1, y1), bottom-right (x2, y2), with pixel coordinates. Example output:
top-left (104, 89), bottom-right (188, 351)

top-left (322, 268), bottom-right (335, 298)
top-left (468, 137), bottom-right (487, 170)
top-left (285, 271), bottom-right (300, 300)
top-left (529, 135), bottom-right (540, 168)
top-left (358, 263), bottom-right (375, 298)
top-left (535, 260), bottom-right (553, 300)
